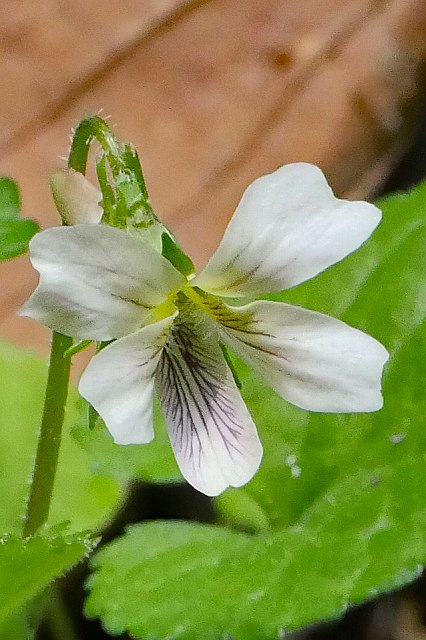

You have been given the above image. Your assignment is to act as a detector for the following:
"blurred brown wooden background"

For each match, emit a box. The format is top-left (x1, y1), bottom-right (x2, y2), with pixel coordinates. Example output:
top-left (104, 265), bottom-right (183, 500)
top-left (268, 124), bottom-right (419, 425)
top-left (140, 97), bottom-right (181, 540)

top-left (1, 0), bottom-right (426, 355)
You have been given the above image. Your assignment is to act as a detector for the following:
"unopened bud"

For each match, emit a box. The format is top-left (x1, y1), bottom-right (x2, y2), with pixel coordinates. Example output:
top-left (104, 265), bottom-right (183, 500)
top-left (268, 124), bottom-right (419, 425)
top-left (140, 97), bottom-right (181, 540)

top-left (50, 169), bottom-right (103, 225)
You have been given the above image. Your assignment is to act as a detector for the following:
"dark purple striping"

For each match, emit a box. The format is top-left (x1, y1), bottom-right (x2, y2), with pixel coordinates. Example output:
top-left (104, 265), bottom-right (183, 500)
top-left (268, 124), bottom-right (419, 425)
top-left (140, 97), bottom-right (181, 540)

top-left (155, 316), bottom-right (249, 472)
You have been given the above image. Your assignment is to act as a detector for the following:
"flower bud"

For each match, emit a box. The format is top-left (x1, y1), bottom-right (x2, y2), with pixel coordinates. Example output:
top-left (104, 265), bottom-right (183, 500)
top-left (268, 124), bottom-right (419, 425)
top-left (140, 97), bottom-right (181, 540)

top-left (50, 169), bottom-right (103, 225)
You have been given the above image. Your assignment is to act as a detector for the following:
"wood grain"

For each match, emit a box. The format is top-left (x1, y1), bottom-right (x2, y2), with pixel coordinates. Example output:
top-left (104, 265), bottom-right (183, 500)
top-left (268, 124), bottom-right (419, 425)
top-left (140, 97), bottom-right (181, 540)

top-left (0, 0), bottom-right (196, 145)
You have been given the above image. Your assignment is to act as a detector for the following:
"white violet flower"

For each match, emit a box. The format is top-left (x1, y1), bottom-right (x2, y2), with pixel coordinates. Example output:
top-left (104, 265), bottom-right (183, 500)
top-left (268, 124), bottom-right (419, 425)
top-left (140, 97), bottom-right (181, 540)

top-left (21, 163), bottom-right (389, 496)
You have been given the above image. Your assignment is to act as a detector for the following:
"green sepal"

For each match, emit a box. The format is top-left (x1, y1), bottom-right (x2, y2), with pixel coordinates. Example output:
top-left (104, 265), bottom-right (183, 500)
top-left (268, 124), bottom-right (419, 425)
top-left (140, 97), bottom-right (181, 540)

top-left (88, 403), bottom-right (99, 431)
top-left (122, 144), bottom-right (149, 199)
top-left (63, 340), bottom-right (93, 359)
top-left (161, 232), bottom-right (194, 277)
top-left (219, 343), bottom-right (242, 389)
top-left (96, 340), bottom-right (114, 352)
top-left (96, 156), bottom-right (116, 225)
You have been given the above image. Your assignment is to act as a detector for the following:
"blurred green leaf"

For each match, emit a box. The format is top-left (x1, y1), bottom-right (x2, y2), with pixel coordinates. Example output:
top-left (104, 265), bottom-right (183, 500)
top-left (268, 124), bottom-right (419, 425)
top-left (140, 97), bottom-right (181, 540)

top-left (0, 178), bottom-right (39, 261)
top-left (71, 402), bottom-right (179, 485)
top-left (0, 608), bottom-right (35, 640)
top-left (0, 178), bottom-right (20, 217)
top-left (86, 183), bottom-right (426, 638)
top-left (0, 533), bottom-right (94, 626)
top-left (0, 340), bottom-right (123, 535)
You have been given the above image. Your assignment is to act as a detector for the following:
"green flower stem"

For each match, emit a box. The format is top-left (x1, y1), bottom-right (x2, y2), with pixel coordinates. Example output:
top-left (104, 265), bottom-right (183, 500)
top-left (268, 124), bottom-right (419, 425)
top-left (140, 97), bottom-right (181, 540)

top-left (68, 115), bottom-right (122, 175)
top-left (20, 120), bottom-right (115, 537)
top-left (22, 332), bottom-right (73, 537)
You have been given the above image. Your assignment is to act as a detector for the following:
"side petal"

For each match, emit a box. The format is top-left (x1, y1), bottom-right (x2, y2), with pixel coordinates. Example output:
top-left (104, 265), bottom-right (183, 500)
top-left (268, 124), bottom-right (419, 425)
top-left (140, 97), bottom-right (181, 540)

top-left (216, 300), bottom-right (389, 413)
top-left (50, 169), bottom-right (103, 225)
top-left (194, 163), bottom-right (381, 297)
top-left (21, 224), bottom-right (184, 340)
top-left (79, 315), bottom-right (176, 445)
top-left (155, 313), bottom-right (262, 496)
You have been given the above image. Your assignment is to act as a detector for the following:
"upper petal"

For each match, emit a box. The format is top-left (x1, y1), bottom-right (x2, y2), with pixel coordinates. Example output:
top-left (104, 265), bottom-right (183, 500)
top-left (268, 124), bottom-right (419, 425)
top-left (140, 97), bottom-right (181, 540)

top-left (194, 163), bottom-right (381, 297)
top-left (50, 169), bottom-right (103, 225)
top-left (79, 314), bottom-right (176, 444)
top-left (216, 299), bottom-right (389, 413)
top-left (21, 224), bottom-right (184, 340)
top-left (155, 312), bottom-right (262, 496)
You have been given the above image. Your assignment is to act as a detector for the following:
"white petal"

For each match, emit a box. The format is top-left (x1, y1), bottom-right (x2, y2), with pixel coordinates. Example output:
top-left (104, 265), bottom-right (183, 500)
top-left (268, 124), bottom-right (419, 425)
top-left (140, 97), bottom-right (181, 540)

top-left (21, 225), bottom-right (184, 340)
top-left (195, 163), bottom-right (382, 297)
top-left (155, 313), bottom-right (262, 496)
top-left (50, 169), bottom-right (103, 225)
top-left (216, 300), bottom-right (388, 413)
top-left (79, 315), bottom-right (176, 444)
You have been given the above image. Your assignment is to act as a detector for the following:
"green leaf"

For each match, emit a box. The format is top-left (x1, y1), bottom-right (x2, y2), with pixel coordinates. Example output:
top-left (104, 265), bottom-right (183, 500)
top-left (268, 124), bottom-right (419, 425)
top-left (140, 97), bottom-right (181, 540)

top-left (161, 232), bottom-right (195, 276)
top-left (0, 177), bottom-right (20, 218)
top-left (0, 609), bottom-right (35, 640)
top-left (0, 178), bottom-right (39, 261)
top-left (71, 403), bottom-right (179, 485)
top-left (86, 182), bottom-right (426, 639)
top-left (0, 340), bottom-right (123, 535)
top-left (0, 532), bottom-right (94, 626)
top-left (86, 491), bottom-right (424, 640)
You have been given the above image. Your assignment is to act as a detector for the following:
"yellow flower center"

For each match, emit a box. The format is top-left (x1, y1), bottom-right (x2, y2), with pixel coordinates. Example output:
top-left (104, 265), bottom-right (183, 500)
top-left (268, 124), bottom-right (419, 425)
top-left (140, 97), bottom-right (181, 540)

top-left (145, 281), bottom-right (253, 331)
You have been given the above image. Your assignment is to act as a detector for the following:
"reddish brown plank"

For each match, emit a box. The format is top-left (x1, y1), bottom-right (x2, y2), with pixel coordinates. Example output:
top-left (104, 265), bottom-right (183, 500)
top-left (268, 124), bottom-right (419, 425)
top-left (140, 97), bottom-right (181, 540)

top-left (0, 0), bottom-right (193, 144)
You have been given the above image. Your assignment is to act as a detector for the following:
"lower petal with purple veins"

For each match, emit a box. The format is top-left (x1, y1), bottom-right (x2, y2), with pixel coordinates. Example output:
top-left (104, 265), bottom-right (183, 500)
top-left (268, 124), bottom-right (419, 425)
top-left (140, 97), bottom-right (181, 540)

top-left (155, 312), bottom-right (262, 497)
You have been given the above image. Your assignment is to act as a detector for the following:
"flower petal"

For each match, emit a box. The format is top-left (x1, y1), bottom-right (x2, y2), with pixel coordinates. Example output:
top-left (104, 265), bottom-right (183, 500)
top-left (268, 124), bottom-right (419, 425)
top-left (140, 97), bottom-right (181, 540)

top-left (21, 224), bottom-right (184, 340)
top-left (155, 313), bottom-right (262, 496)
top-left (194, 163), bottom-right (382, 297)
top-left (50, 169), bottom-right (103, 225)
top-left (79, 315), bottom-right (176, 444)
top-left (216, 300), bottom-right (388, 413)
